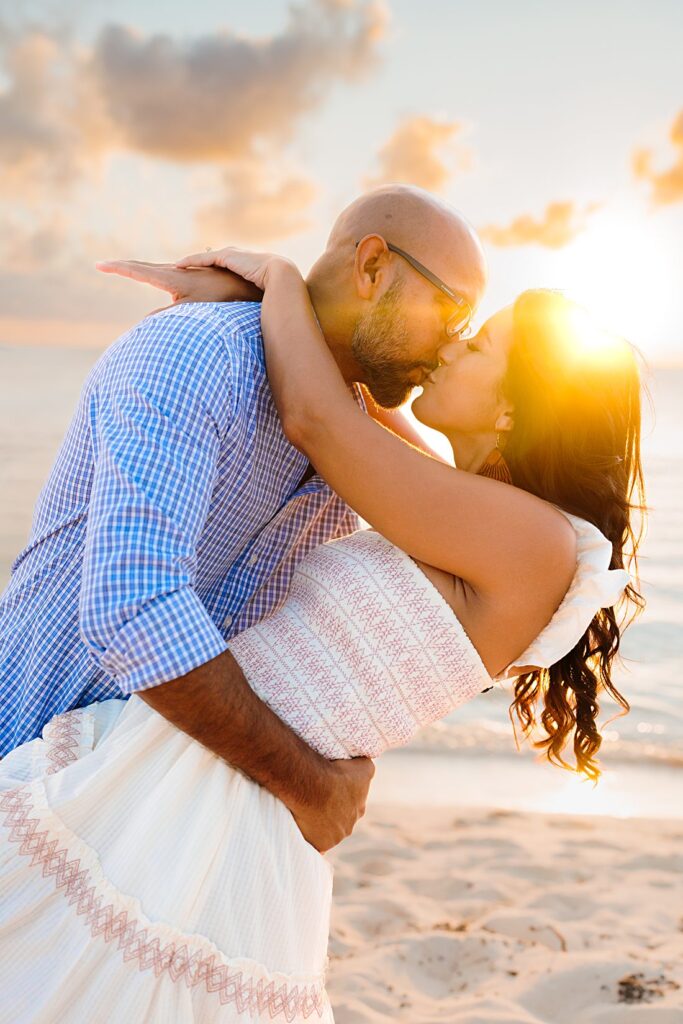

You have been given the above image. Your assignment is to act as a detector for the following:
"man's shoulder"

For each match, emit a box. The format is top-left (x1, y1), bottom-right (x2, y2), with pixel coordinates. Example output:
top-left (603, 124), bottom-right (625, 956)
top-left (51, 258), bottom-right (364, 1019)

top-left (96, 302), bottom-right (264, 386)
top-left (148, 301), bottom-right (263, 356)
top-left (153, 300), bottom-right (263, 360)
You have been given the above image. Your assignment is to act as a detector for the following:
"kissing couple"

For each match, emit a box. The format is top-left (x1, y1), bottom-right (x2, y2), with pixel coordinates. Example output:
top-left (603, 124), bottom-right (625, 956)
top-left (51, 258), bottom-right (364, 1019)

top-left (0, 185), bottom-right (643, 1022)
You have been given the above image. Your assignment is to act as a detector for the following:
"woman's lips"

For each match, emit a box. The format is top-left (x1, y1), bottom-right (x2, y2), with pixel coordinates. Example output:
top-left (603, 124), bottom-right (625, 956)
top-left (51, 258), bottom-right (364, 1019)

top-left (409, 367), bottom-right (433, 386)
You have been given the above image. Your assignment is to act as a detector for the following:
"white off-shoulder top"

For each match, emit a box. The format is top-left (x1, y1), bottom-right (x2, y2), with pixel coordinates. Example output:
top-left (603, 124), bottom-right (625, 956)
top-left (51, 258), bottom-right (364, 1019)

top-left (228, 516), bottom-right (628, 760)
top-left (495, 511), bottom-right (630, 681)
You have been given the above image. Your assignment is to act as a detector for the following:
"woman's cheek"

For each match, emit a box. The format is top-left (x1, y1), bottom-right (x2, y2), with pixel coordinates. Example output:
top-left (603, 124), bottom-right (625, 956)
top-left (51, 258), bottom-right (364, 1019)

top-left (434, 389), bottom-right (462, 431)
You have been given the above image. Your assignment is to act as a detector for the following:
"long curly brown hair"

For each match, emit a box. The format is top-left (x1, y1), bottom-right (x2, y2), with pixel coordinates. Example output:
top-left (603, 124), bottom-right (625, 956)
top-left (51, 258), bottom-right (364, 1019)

top-left (493, 290), bottom-right (646, 783)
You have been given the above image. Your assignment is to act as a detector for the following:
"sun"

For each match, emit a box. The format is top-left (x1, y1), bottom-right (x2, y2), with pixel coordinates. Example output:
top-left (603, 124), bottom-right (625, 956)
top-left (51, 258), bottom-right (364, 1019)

top-left (559, 304), bottom-right (633, 370)
top-left (551, 203), bottom-right (677, 362)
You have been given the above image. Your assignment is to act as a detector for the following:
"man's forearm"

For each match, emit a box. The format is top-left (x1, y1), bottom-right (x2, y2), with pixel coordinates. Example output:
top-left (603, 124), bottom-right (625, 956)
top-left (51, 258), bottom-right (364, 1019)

top-left (137, 649), bottom-right (334, 813)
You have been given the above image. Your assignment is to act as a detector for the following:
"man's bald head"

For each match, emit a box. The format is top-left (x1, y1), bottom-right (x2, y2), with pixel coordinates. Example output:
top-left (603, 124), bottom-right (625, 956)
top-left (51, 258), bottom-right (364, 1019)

top-left (323, 183), bottom-right (487, 309)
top-left (305, 184), bottom-right (487, 404)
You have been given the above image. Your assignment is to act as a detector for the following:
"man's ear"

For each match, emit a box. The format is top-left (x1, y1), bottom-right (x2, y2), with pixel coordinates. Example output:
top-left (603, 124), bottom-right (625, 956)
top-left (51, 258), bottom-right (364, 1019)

top-left (353, 234), bottom-right (391, 300)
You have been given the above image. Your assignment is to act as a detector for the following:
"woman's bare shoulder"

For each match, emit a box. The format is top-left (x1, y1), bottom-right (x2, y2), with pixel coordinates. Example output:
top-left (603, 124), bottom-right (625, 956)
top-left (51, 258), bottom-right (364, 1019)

top-left (411, 510), bottom-right (576, 677)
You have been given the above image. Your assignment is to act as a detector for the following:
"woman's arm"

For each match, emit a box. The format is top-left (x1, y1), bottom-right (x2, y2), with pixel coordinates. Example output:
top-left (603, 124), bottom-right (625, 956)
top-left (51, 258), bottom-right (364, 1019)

top-left (174, 249), bottom-right (576, 605)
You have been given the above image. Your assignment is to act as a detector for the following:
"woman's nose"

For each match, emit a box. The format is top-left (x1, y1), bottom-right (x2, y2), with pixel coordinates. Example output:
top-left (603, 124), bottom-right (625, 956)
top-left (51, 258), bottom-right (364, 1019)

top-left (436, 338), bottom-right (460, 365)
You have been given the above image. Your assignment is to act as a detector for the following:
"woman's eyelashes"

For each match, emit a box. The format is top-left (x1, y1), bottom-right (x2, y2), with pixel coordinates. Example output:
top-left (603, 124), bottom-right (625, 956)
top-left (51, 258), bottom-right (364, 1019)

top-left (466, 340), bottom-right (480, 353)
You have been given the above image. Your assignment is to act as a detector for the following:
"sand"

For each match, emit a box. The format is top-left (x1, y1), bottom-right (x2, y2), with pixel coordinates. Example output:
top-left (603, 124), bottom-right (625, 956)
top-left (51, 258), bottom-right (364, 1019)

top-left (325, 804), bottom-right (683, 1023)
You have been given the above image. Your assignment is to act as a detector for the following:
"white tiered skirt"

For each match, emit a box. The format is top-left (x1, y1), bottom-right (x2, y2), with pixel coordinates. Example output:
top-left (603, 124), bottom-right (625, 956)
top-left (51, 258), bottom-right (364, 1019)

top-left (0, 697), bottom-right (335, 1023)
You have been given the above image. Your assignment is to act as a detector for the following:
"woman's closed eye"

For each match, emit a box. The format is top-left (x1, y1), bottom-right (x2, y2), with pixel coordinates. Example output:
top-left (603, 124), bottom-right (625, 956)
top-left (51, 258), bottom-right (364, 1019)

top-left (465, 340), bottom-right (480, 353)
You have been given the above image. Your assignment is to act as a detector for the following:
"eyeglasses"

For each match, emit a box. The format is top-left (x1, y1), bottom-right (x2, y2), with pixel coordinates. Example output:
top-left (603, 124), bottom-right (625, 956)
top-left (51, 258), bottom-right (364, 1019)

top-left (355, 239), bottom-right (473, 338)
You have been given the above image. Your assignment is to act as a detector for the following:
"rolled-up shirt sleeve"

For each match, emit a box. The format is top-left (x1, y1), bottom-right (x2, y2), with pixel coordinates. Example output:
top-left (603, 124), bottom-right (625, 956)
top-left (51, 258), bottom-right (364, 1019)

top-left (79, 311), bottom-right (236, 694)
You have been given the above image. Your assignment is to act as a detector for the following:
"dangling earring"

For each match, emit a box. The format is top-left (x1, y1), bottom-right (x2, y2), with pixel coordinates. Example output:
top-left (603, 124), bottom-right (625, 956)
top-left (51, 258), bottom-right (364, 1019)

top-left (477, 432), bottom-right (513, 485)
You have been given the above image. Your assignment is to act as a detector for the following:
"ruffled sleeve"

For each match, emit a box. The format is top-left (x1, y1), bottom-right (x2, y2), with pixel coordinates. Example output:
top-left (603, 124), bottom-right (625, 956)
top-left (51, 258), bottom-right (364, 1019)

top-left (495, 511), bottom-right (631, 682)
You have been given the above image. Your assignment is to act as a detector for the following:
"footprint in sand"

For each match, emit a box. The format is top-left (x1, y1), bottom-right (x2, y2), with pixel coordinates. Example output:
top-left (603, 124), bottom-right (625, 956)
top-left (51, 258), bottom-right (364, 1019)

top-left (403, 873), bottom-right (475, 900)
top-left (527, 889), bottom-right (596, 921)
top-left (480, 910), bottom-right (568, 951)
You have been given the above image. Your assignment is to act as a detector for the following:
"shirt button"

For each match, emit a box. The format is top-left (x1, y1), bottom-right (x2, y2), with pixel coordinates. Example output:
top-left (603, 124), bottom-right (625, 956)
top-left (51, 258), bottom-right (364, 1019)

top-left (223, 613), bottom-right (233, 628)
top-left (248, 554), bottom-right (258, 567)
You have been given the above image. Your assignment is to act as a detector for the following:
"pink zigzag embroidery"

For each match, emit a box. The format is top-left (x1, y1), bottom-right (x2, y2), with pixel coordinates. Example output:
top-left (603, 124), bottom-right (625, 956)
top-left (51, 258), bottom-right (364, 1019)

top-left (0, 786), bottom-right (326, 1020)
top-left (43, 709), bottom-right (84, 775)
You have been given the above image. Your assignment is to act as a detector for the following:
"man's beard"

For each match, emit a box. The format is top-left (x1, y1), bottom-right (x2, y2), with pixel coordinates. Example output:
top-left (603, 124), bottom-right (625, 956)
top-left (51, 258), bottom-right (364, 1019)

top-left (350, 281), bottom-right (429, 408)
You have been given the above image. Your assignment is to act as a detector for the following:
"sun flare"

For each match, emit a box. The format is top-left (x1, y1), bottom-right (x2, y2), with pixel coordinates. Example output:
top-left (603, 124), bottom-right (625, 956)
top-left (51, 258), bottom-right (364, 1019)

top-left (561, 304), bottom-right (631, 369)
top-left (550, 204), bottom-right (677, 362)
top-left (531, 764), bottom-right (637, 817)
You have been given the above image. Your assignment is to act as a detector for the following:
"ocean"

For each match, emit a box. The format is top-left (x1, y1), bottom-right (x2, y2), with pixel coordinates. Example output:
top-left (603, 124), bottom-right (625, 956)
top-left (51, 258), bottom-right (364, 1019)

top-left (1, 344), bottom-right (681, 816)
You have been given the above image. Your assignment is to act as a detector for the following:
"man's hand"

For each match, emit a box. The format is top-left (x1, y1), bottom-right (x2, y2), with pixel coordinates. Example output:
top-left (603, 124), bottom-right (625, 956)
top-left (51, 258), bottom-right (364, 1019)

top-left (137, 650), bottom-right (375, 855)
top-left (290, 756), bottom-right (375, 853)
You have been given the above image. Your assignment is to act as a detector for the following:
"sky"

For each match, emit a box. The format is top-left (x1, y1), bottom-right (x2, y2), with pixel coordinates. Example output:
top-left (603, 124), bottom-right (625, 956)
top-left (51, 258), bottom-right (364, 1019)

top-left (0, 0), bottom-right (682, 363)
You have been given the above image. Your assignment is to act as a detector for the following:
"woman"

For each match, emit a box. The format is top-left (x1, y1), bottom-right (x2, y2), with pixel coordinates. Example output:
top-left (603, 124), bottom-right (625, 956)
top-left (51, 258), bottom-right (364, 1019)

top-left (0, 248), bottom-right (644, 1023)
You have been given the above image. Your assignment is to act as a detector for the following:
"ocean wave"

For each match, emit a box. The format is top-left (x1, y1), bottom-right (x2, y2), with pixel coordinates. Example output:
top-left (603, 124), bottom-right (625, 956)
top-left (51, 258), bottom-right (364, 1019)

top-left (410, 719), bottom-right (683, 769)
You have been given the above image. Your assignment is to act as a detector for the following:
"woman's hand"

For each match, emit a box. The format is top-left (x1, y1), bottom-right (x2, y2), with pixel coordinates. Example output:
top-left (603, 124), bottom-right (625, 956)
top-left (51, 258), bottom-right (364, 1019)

top-left (174, 246), bottom-right (301, 294)
top-left (95, 258), bottom-right (264, 307)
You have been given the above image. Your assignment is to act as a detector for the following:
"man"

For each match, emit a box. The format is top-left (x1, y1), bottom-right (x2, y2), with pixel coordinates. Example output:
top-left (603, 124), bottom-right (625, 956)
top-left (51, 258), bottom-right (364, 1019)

top-left (0, 184), bottom-right (486, 850)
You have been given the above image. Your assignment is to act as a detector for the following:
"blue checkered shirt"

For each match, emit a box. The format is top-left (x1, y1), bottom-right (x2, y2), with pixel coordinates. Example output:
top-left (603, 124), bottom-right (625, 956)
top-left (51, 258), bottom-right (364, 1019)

top-left (0, 302), bottom-right (362, 757)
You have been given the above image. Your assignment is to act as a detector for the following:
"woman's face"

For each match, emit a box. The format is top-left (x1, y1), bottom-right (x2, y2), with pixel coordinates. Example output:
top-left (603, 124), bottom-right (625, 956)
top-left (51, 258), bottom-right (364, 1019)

top-left (412, 306), bottom-right (515, 437)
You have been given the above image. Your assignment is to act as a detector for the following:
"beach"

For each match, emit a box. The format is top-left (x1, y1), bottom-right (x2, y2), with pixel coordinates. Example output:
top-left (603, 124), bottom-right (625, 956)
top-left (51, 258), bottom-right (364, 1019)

top-left (325, 803), bottom-right (683, 1022)
top-left (1, 343), bottom-right (683, 1020)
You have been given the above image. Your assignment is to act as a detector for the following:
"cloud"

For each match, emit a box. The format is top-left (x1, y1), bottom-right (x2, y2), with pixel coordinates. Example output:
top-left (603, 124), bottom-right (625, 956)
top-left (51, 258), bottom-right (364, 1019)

top-left (0, 213), bottom-right (70, 273)
top-left (0, 31), bottom-right (77, 193)
top-left (633, 110), bottom-right (683, 205)
top-left (195, 161), bottom-right (319, 245)
top-left (0, 0), bottom-right (387, 194)
top-left (365, 115), bottom-right (465, 192)
top-left (479, 200), bottom-right (601, 249)
top-left (0, 24), bottom-right (111, 198)
top-left (88, 0), bottom-right (388, 163)
top-left (0, 0), bottom-right (389, 325)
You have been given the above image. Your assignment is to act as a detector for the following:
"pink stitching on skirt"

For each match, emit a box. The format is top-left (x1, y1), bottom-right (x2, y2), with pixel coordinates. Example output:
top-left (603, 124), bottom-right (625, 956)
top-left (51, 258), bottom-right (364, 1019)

top-left (43, 710), bottom-right (84, 775)
top-left (0, 785), bottom-right (326, 1020)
